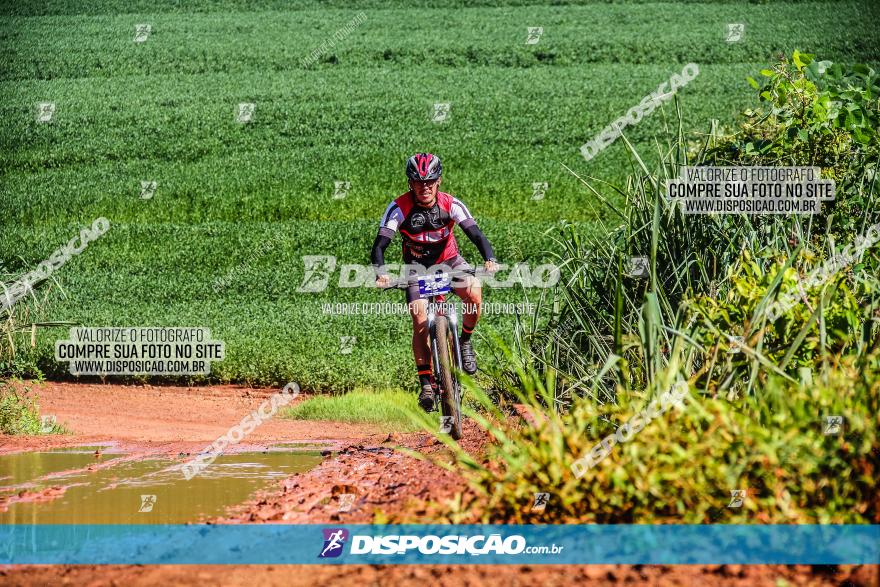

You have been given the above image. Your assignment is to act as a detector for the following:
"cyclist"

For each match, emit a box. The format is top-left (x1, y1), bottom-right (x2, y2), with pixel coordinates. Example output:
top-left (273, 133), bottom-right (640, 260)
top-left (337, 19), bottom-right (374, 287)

top-left (371, 153), bottom-right (499, 411)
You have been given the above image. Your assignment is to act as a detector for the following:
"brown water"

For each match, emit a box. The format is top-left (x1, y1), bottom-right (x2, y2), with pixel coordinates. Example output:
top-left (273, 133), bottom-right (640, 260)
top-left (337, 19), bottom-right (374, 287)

top-left (0, 445), bottom-right (121, 486)
top-left (0, 446), bottom-right (321, 524)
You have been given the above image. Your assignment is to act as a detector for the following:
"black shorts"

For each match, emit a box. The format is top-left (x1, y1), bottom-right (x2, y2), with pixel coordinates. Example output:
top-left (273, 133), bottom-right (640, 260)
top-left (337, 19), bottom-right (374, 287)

top-left (403, 255), bottom-right (472, 304)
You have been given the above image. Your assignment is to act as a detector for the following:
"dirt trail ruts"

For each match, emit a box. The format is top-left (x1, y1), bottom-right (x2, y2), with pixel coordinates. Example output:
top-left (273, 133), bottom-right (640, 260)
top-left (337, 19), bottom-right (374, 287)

top-left (221, 419), bottom-right (487, 524)
top-left (2, 383), bottom-right (876, 586)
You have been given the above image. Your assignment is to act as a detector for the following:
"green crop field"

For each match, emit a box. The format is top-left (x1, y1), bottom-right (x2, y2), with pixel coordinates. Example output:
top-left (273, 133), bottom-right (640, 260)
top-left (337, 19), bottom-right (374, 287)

top-left (2, 1), bottom-right (879, 391)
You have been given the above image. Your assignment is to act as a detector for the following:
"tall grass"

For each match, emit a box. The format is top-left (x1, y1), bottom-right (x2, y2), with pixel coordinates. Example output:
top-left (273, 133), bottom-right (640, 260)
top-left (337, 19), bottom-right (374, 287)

top-left (425, 347), bottom-right (879, 524)
top-left (509, 121), bottom-right (800, 408)
top-left (0, 270), bottom-right (72, 434)
top-left (0, 267), bottom-right (74, 379)
top-left (418, 54), bottom-right (880, 524)
top-left (509, 54), bottom-right (879, 410)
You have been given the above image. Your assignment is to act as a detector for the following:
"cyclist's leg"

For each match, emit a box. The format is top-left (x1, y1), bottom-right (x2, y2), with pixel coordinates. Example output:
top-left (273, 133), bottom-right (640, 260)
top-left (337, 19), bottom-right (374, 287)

top-left (405, 284), bottom-right (434, 408)
top-left (449, 256), bottom-right (482, 336)
top-left (449, 256), bottom-right (481, 374)
top-left (407, 296), bottom-right (431, 369)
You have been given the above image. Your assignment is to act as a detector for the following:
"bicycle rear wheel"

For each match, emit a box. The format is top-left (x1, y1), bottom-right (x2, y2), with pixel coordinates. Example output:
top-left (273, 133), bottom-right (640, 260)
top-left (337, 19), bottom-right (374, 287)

top-left (433, 315), bottom-right (462, 440)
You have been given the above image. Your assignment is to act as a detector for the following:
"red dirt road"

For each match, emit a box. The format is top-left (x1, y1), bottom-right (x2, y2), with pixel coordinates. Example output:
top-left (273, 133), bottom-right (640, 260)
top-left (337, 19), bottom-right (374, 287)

top-left (0, 381), bottom-right (383, 455)
top-left (1, 382), bottom-right (876, 586)
top-left (2, 564), bottom-right (875, 587)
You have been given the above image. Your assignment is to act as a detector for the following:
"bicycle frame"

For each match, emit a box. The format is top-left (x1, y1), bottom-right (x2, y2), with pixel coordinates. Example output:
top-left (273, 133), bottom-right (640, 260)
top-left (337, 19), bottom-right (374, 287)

top-left (381, 266), bottom-right (475, 417)
top-left (426, 295), bottom-right (463, 397)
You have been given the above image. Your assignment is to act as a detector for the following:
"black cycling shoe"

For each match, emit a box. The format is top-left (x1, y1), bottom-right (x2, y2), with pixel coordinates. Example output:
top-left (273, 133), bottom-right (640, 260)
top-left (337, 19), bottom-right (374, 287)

top-left (418, 384), bottom-right (436, 412)
top-left (460, 340), bottom-right (477, 374)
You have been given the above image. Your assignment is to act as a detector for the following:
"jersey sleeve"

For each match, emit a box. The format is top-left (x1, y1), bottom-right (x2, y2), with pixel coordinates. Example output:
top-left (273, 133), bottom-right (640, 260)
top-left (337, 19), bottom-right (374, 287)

top-left (450, 197), bottom-right (476, 229)
top-left (378, 201), bottom-right (404, 238)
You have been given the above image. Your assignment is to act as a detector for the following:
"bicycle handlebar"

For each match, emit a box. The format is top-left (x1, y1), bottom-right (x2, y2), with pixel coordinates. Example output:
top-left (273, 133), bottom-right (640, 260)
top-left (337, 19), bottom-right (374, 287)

top-left (379, 266), bottom-right (478, 291)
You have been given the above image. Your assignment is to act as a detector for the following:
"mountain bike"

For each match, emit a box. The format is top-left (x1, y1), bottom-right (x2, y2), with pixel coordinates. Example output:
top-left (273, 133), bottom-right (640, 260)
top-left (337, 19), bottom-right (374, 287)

top-left (383, 267), bottom-right (476, 440)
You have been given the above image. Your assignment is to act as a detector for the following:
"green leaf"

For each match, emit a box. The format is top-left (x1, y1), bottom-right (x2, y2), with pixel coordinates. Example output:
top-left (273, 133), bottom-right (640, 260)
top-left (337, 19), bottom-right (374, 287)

top-left (853, 127), bottom-right (871, 144)
top-left (746, 76), bottom-right (759, 90)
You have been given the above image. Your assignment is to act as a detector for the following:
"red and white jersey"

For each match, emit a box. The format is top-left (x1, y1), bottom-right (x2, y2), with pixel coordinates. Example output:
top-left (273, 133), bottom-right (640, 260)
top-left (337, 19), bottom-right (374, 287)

top-left (378, 191), bottom-right (476, 265)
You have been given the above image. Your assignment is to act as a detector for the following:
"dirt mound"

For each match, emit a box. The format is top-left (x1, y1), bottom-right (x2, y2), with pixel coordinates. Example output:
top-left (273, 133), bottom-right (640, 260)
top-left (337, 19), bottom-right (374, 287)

top-left (223, 419), bottom-right (487, 524)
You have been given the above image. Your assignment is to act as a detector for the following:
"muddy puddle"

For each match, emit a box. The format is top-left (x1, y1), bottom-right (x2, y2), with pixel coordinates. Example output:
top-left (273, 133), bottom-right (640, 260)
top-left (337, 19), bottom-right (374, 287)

top-left (0, 444), bottom-right (322, 524)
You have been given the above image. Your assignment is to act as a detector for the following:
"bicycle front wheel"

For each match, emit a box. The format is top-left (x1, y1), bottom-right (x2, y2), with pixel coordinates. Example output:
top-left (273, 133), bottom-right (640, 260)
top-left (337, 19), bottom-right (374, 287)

top-left (433, 315), bottom-right (462, 440)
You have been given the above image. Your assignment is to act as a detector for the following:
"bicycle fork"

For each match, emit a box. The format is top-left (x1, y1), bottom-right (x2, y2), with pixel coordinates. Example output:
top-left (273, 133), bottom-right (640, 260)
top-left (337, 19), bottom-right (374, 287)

top-left (426, 301), bottom-right (464, 397)
top-left (447, 309), bottom-right (463, 376)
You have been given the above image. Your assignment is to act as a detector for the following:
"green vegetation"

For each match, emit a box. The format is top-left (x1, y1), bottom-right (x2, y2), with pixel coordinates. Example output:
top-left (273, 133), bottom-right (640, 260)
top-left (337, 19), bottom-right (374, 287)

top-left (437, 351), bottom-right (878, 523)
top-left (424, 54), bottom-right (880, 523)
top-left (0, 267), bottom-right (74, 379)
top-left (0, 379), bottom-right (64, 435)
top-left (710, 50), bottom-right (880, 236)
top-left (284, 389), bottom-right (422, 431)
top-left (2, 1), bottom-right (878, 388)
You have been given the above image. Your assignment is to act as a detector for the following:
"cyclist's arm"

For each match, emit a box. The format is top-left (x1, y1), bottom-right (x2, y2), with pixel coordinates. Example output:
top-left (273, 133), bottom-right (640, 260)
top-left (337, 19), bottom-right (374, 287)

top-left (461, 224), bottom-right (495, 262)
top-left (370, 233), bottom-right (393, 277)
top-left (371, 202), bottom-right (402, 277)
top-left (451, 197), bottom-right (496, 262)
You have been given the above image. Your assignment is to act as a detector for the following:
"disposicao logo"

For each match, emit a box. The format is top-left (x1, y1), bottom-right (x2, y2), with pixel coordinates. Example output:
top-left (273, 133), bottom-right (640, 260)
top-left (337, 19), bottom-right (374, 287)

top-left (349, 534), bottom-right (529, 555)
top-left (317, 530), bottom-right (563, 559)
top-left (319, 528), bottom-right (349, 558)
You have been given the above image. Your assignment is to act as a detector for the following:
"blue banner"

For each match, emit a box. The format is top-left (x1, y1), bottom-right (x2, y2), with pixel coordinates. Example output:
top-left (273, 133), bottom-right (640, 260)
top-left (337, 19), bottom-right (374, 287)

top-left (1, 524), bottom-right (877, 565)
